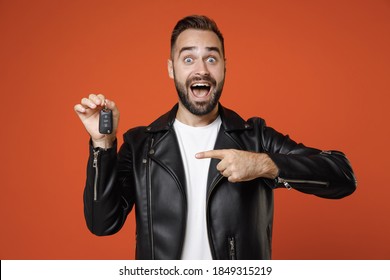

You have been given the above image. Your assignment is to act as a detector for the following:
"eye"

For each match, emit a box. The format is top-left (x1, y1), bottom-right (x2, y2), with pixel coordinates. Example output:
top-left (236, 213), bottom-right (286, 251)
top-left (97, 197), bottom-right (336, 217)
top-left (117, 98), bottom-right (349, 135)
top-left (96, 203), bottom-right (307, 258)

top-left (184, 57), bottom-right (193, 64)
top-left (206, 57), bottom-right (217, 63)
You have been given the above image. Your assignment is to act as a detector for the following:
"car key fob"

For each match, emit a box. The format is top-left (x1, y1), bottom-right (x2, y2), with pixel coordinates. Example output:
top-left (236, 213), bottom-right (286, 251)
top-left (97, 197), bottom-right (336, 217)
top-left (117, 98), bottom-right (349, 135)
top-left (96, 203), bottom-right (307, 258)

top-left (99, 106), bottom-right (113, 134)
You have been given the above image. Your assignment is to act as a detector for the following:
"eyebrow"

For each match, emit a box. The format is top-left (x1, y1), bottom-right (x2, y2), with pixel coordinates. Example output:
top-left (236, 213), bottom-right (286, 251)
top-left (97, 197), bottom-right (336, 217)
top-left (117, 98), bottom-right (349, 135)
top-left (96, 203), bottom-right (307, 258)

top-left (178, 46), bottom-right (222, 57)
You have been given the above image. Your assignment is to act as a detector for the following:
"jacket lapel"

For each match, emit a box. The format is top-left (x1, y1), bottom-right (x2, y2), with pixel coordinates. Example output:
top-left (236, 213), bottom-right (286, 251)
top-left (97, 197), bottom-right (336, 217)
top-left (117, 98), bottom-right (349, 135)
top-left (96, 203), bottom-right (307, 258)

top-left (146, 105), bottom-right (187, 197)
top-left (146, 103), bottom-right (252, 199)
top-left (206, 105), bottom-right (252, 194)
top-left (206, 128), bottom-right (242, 195)
top-left (149, 128), bottom-right (187, 197)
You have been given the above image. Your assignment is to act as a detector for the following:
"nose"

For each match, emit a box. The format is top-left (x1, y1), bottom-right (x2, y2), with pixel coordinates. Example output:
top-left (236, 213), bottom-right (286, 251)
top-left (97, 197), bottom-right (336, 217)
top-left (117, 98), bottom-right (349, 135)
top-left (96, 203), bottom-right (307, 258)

top-left (194, 60), bottom-right (210, 76)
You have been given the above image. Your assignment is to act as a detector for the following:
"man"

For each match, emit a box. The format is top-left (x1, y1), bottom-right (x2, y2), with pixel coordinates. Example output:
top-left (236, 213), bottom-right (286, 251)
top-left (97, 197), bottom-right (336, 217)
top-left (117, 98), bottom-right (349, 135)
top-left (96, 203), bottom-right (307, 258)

top-left (74, 15), bottom-right (356, 260)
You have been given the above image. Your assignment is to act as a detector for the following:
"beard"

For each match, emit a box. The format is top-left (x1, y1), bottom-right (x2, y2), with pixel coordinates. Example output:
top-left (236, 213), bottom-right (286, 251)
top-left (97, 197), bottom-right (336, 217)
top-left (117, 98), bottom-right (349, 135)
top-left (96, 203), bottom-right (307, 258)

top-left (173, 73), bottom-right (225, 116)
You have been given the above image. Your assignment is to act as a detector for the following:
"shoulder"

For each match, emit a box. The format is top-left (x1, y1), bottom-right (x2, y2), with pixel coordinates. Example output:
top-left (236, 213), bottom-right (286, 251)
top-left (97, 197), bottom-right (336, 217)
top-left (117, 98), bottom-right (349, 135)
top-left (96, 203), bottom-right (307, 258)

top-left (123, 126), bottom-right (148, 137)
top-left (121, 127), bottom-right (149, 148)
top-left (219, 105), bottom-right (267, 132)
top-left (122, 104), bottom-right (178, 142)
top-left (246, 116), bottom-right (267, 128)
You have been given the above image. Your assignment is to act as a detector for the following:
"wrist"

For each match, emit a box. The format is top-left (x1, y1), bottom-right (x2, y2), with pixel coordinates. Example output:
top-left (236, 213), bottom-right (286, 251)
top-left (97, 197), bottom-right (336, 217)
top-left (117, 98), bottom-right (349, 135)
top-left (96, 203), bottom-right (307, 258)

top-left (92, 135), bottom-right (116, 149)
top-left (258, 153), bottom-right (279, 179)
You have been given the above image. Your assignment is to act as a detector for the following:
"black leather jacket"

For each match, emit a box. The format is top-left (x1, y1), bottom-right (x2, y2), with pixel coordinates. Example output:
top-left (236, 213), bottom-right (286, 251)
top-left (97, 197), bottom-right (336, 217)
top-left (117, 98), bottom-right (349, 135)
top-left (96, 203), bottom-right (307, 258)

top-left (84, 104), bottom-right (356, 259)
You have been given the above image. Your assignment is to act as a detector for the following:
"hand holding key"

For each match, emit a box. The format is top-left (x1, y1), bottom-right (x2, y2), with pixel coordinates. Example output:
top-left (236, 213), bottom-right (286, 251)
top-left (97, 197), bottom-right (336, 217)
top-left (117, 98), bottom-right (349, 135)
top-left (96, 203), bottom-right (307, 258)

top-left (74, 93), bottom-right (119, 149)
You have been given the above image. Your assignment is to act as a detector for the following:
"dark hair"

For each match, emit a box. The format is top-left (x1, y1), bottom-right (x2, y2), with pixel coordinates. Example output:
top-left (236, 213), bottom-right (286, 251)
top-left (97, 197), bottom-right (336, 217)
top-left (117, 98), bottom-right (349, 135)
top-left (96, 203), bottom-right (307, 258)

top-left (170, 15), bottom-right (225, 58)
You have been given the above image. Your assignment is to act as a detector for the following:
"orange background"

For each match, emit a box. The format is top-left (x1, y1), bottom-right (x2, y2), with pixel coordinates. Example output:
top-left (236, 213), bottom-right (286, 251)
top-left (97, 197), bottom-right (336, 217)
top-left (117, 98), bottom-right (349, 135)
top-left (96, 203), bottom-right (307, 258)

top-left (1, 0), bottom-right (389, 259)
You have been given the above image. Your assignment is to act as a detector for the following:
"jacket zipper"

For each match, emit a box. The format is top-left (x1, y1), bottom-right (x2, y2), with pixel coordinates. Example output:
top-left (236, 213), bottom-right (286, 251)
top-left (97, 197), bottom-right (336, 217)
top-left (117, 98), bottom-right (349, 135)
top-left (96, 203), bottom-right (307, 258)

top-left (206, 131), bottom-right (241, 259)
top-left (147, 138), bottom-right (155, 259)
top-left (93, 149), bottom-right (100, 201)
top-left (277, 177), bottom-right (329, 190)
top-left (206, 174), bottom-right (224, 259)
top-left (228, 236), bottom-right (236, 260)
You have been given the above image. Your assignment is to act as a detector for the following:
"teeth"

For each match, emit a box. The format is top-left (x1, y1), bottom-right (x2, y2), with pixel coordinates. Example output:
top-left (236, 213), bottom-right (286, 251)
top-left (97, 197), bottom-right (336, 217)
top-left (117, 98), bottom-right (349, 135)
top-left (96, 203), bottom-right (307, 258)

top-left (192, 83), bottom-right (209, 87)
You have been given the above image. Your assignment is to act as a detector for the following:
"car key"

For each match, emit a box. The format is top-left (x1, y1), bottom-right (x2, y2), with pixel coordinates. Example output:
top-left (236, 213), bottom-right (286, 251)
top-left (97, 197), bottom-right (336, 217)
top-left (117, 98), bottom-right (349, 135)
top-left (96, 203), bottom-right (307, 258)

top-left (99, 101), bottom-right (113, 134)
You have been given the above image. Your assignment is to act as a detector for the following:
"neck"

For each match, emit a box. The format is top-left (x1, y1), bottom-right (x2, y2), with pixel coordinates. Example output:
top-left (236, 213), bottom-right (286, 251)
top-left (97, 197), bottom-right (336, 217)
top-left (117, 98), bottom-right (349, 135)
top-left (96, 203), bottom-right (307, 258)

top-left (176, 102), bottom-right (219, 127)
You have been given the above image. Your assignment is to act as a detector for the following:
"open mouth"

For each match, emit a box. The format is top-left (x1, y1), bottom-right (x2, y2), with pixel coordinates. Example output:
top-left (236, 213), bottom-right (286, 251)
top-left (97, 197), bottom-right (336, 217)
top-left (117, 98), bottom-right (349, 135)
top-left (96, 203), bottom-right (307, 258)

top-left (190, 83), bottom-right (211, 98)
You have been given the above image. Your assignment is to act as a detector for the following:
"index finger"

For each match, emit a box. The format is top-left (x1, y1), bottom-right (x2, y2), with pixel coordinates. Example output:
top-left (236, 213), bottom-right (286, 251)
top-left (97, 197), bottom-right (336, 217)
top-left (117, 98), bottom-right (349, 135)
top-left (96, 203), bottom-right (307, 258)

top-left (195, 149), bottom-right (227, 160)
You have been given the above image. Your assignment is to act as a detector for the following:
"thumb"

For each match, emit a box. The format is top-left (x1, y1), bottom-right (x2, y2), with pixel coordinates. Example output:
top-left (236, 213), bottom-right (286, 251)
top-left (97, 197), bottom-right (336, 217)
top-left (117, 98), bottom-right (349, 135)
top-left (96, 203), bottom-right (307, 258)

top-left (105, 99), bottom-right (119, 116)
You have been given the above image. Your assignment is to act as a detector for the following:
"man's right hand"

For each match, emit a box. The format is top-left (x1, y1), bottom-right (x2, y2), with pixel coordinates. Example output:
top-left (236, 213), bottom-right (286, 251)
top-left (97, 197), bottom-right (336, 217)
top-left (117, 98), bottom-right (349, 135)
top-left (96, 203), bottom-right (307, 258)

top-left (74, 93), bottom-right (119, 149)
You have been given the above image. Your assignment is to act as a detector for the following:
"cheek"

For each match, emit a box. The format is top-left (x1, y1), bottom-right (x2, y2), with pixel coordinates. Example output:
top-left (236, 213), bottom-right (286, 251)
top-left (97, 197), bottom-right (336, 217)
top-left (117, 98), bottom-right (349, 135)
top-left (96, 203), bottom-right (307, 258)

top-left (175, 74), bottom-right (189, 86)
top-left (214, 68), bottom-right (225, 82)
top-left (213, 63), bottom-right (225, 75)
top-left (173, 66), bottom-right (190, 81)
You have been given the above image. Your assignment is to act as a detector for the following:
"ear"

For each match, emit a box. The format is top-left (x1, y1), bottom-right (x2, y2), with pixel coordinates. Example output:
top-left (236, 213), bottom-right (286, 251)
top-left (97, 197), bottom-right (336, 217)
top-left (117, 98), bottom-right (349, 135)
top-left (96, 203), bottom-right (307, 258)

top-left (168, 59), bottom-right (174, 79)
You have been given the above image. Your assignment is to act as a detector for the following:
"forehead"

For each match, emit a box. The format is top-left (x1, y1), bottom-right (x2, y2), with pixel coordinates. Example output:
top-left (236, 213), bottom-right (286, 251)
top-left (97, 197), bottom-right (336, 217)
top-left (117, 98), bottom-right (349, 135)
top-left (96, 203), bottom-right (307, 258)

top-left (173, 29), bottom-right (222, 55)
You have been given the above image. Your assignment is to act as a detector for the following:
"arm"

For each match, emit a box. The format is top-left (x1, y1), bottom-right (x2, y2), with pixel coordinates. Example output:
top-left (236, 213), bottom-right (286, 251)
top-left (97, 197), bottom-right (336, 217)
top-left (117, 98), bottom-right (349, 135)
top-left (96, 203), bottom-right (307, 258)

top-left (83, 139), bottom-right (135, 235)
top-left (261, 120), bottom-right (357, 199)
top-left (75, 94), bottom-right (134, 235)
top-left (196, 118), bottom-right (356, 199)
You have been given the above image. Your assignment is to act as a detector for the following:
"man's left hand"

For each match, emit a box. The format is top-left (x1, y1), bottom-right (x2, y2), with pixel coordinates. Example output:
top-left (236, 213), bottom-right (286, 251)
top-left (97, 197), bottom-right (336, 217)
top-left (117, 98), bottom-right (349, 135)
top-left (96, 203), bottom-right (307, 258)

top-left (196, 149), bottom-right (279, 183)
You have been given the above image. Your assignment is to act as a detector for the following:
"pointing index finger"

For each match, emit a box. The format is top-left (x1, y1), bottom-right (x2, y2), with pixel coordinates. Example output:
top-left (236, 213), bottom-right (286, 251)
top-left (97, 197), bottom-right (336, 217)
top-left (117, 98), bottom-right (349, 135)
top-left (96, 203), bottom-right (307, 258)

top-left (196, 149), bottom-right (227, 160)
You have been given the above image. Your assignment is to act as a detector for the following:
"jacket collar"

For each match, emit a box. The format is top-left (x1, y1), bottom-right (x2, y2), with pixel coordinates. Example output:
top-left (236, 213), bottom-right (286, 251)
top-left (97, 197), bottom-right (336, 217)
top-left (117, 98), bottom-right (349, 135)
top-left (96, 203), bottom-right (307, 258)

top-left (145, 103), bottom-right (252, 133)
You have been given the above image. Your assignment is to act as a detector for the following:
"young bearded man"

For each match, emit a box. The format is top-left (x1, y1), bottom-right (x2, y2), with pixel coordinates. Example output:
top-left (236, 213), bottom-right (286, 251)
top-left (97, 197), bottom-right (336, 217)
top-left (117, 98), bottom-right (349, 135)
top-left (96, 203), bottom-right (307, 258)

top-left (74, 15), bottom-right (356, 260)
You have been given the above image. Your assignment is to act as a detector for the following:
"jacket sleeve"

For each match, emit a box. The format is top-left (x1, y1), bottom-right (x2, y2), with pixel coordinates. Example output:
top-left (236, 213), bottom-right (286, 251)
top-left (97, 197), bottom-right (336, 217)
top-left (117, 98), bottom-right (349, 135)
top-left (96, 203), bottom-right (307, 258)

top-left (258, 119), bottom-right (357, 199)
top-left (83, 138), bottom-right (135, 236)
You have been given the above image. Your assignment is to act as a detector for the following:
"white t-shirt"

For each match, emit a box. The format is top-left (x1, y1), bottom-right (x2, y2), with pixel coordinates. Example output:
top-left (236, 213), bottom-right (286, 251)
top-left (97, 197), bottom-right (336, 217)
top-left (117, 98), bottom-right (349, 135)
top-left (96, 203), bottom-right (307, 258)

top-left (173, 116), bottom-right (222, 260)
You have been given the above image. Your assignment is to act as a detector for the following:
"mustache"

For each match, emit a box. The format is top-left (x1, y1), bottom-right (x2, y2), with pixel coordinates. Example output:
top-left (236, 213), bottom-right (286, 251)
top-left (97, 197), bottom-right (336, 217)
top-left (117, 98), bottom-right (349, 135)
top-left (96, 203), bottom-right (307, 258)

top-left (185, 75), bottom-right (216, 88)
